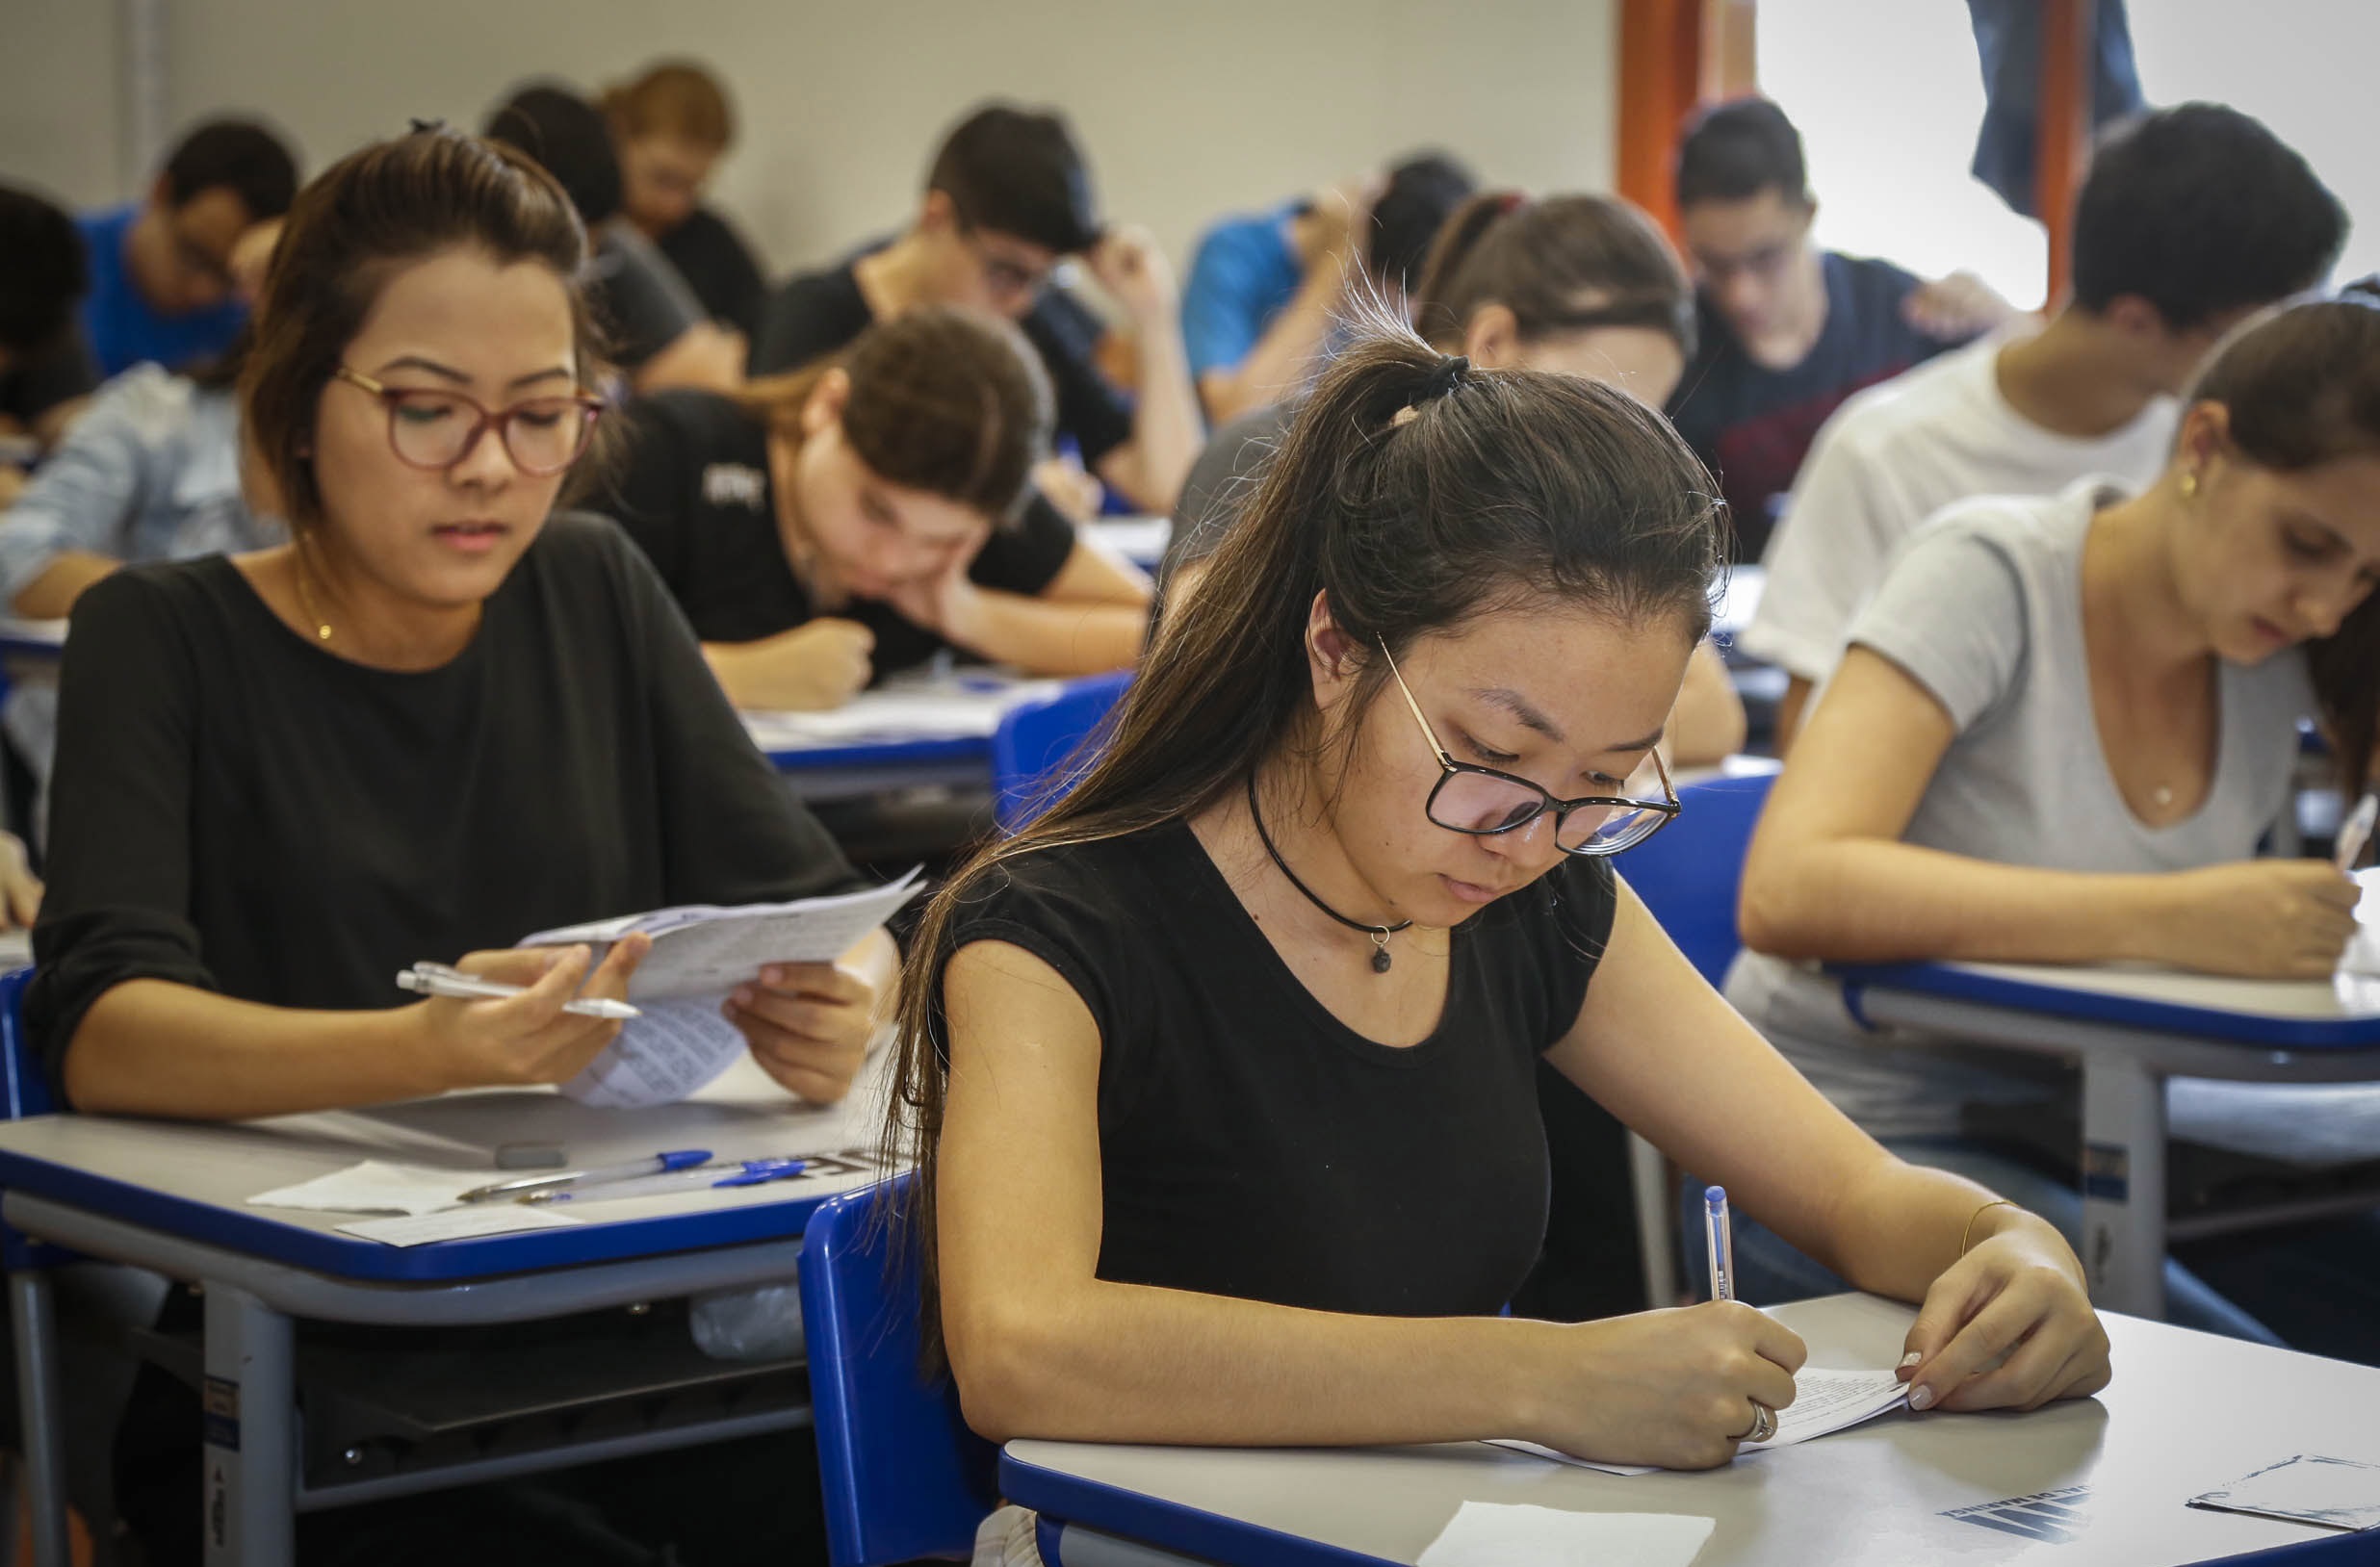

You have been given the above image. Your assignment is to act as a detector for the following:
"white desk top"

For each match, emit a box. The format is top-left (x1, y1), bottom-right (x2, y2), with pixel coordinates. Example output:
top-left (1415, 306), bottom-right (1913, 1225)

top-left (1911, 957), bottom-right (2380, 1025)
top-left (0, 1051), bottom-right (892, 1242)
top-left (1007, 1293), bottom-right (2378, 1566)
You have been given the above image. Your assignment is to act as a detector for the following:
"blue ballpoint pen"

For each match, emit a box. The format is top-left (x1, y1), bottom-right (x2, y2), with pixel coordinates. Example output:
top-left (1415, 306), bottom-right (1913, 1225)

top-left (1705, 1185), bottom-right (1736, 1302)
top-left (456, 1149), bottom-right (712, 1204)
top-left (519, 1158), bottom-right (810, 1205)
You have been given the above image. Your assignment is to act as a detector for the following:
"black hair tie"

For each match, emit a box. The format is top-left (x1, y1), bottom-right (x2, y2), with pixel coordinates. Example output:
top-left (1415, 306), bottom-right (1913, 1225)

top-left (408, 116), bottom-right (446, 135)
top-left (1420, 354), bottom-right (1470, 402)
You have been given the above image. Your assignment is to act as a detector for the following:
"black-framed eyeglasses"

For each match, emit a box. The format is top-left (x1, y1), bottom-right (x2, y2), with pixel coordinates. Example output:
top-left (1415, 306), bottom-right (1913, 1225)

top-left (952, 224), bottom-right (1055, 302)
top-left (332, 366), bottom-right (605, 476)
top-left (1381, 639), bottom-right (1679, 856)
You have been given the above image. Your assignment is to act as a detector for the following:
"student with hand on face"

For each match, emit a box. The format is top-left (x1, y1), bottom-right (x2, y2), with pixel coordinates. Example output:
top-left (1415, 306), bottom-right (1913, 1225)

top-left (1663, 98), bottom-right (2013, 554)
top-left (485, 83), bottom-right (746, 396)
top-left (31, 125), bottom-right (893, 1127)
top-left (750, 103), bottom-right (1202, 516)
top-left (892, 321), bottom-right (2108, 1526)
top-left (604, 59), bottom-right (769, 338)
top-left (604, 307), bottom-right (1149, 711)
top-left (1733, 289), bottom-right (2380, 1366)
top-left (1745, 103), bottom-right (2347, 751)
top-left (1163, 192), bottom-right (1744, 766)
top-left (1181, 153), bottom-right (1476, 424)
top-left (76, 116), bottom-right (298, 381)
top-left (0, 185), bottom-right (101, 485)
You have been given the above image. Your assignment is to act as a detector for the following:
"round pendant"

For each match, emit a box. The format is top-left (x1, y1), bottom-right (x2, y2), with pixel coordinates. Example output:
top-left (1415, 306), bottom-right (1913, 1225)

top-left (1371, 948), bottom-right (1393, 974)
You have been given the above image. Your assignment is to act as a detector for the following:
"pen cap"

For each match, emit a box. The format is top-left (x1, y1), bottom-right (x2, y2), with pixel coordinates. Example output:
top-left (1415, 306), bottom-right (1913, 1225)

top-left (1705, 1185), bottom-right (1727, 1215)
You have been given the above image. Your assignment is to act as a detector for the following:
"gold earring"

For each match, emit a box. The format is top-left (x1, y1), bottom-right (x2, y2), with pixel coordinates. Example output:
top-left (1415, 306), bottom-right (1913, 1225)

top-left (2180, 472), bottom-right (2200, 500)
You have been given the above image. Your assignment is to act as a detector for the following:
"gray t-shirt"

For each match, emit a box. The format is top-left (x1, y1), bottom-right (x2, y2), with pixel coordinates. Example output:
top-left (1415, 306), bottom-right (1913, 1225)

top-left (1157, 400), bottom-right (1293, 597)
top-left (1727, 478), bottom-right (2315, 1141)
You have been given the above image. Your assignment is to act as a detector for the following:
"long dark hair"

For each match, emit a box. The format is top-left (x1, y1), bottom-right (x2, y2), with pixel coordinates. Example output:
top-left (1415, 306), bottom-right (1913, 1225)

top-left (2186, 278), bottom-right (2380, 790)
top-left (882, 311), bottom-right (1725, 1364)
top-left (1409, 191), bottom-right (1694, 361)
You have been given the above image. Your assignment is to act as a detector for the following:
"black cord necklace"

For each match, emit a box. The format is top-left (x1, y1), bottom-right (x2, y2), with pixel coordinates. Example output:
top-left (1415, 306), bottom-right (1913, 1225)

top-left (1246, 774), bottom-right (1411, 973)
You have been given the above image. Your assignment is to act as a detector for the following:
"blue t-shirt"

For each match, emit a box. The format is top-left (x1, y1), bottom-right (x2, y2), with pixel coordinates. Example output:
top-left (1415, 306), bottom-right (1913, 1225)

top-left (74, 205), bottom-right (249, 379)
top-left (1665, 250), bottom-right (1967, 559)
top-left (1179, 204), bottom-right (1304, 380)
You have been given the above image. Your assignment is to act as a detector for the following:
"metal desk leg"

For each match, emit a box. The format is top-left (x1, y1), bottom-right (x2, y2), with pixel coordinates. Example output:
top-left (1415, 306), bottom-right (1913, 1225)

top-left (11, 1271), bottom-right (71, 1567)
top-left (202, 1284), bottom-right (295, 1567)
top-left (2080, 1055), bottom-right (2168, 1320)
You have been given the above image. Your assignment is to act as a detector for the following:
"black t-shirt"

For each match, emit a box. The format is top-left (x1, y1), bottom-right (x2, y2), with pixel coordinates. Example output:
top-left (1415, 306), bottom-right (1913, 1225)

top-left (1665, 251), bottom-right (1967, 559)
top-left (948, 822), bottom-right (1619, 1316)
top-left (591, 225), bottom-right (706, 372)
top-left (657, 207), bottom-right (768, 340)
top-left (748, 252), bottom-right (1136, 468)
top-left (598, 388), bottom-right (1080, 678)
top-left (0, 329), bottom-right (101, 429)
top-left (28, 513), bottom-right (862, 1100)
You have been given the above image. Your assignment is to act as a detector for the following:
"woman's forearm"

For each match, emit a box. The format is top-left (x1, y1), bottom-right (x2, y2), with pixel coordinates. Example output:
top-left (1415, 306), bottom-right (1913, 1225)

top-left (64, 978), bottom-right (440, 1119)
top-left (950, 590), bottom-right (1146, 676)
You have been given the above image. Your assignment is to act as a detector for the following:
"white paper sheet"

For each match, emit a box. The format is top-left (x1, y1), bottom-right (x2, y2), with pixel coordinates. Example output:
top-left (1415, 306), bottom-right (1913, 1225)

top-left (1488, 1366), bottom-right (1909, 1476)
top-left (2190, 1454), bottom-right (2380, 1531)
top-left (528, 872), bottom-right (924, 1107)
top-left (336, 1205), bottom-right (582, 1246)
top-left (246, 1160), bottom-right (487, 1216)
top-left (1414, 1502), bottom-right (1714, 1567)
top-left (741, 678), bottom-right (1062, 748)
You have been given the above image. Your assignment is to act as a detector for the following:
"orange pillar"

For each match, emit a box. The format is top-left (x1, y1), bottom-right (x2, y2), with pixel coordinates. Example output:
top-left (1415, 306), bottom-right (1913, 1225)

top-left (2036, 0), bottom-right (2094, 306)
top-left (1617, 0), bottom-right (1709, 245)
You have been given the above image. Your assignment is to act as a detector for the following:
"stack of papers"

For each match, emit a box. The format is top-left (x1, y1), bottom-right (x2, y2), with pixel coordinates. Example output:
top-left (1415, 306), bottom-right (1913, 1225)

top-left (523, 871), bottom-right (926, 1108)
top-left (743, 676), bottom-right (1062, 750)
top-left (1489, 1366), bottom-right (1910, 1475)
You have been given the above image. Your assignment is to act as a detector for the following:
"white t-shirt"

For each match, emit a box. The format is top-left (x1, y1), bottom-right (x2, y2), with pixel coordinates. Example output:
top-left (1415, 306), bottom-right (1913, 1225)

top-left (1728, 481), bottom-right (2315, 1141)
top-left (1738, 332), bottom-right (2179, 682)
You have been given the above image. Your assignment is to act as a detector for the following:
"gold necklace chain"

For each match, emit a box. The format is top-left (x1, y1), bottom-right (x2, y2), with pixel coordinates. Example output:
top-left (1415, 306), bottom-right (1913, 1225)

top-left (291, 544), bottom-right (333, 643)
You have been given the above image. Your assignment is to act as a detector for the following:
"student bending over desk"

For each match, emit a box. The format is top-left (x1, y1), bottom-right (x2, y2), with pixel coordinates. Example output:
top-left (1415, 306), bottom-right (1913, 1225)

top-left (602, 307), bottom-right (1151, 712)
top-left (1732, 287), bottom-right (2380, 1360)
top-left (890, 322), bottom-right (2106, 1500)
top-left (30, 125), bottom-right (894, 1122)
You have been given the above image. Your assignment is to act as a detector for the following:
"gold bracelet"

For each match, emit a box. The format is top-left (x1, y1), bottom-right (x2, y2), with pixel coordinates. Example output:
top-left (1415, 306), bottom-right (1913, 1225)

top-left (1961, 1198), bottom-right (2019, 1256)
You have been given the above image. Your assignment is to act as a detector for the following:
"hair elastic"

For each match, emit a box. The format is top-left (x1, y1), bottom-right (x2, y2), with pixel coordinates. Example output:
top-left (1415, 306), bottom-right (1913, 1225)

top-left (1419, 354), bottom-right (1470, 402)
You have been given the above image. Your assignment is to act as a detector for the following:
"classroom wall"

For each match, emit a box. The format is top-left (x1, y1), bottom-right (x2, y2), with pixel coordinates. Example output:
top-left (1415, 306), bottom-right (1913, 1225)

top-left (0, 0), bottom-right (1619, 278)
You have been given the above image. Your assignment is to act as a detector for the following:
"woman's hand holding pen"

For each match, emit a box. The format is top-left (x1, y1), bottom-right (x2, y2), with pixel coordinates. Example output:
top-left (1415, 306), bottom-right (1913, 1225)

top-left (1520, 1303), bottom-right (1806, 1471)
top-left (1897, 1206), bottom-right (2109, 1415)
top-left (2147, 861), bottom-right (2362, 979)
top-left (726, 960), bottom-right (878, 1104)
top-left (411, 936), bottom-right (650, 1091)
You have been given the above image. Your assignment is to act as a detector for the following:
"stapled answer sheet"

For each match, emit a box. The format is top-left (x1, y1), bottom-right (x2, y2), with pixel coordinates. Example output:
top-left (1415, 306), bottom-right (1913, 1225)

top-left (520, 870), bottom-right (926, 1108)
top-left (1488, 1366), bottom-right (1910, 1476)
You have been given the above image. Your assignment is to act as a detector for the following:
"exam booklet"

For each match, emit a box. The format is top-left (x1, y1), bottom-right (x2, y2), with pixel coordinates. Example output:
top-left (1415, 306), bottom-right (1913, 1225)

top-left (521, 869), bottom-right (926, 1108)
top-left (1488, 1365), bottom-right (1911, 1475)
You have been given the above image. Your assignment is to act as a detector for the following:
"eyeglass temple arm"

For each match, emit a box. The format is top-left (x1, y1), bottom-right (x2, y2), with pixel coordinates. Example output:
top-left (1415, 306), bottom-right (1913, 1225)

top-left (1378, 641), bottom-right (1457, 764)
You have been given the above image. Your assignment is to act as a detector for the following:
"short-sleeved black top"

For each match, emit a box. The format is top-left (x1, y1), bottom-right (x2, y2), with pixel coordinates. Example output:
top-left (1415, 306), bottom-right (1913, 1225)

top-left (748, 251), bottom-right (1135, 469)
top-left (598, 389), bottom-right (1079, 679)
top-left (948, 822), bottom-right (1619, 1316)
top-left (28, 514), bottom-right (863, 1102)
top-left (656, 207), bottom-right (768, 339)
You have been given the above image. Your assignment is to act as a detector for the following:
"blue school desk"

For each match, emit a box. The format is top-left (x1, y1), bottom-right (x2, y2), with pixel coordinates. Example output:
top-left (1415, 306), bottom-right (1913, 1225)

top-left (0, 618), bottom-right (65, 661)
top-left (745, 672), bottom-right (1072, 801)
top-left (0, 1054), bottom-right (898, 1567)
top-left (1003, 1292), bottom-right (2380, 1566)
top-left (1836, 959), bottom-right (2380, 1319)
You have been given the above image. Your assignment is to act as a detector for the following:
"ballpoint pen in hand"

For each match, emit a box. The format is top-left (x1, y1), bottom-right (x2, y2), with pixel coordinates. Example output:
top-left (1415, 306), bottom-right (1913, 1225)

top-left (457, 1149), bottom-right (714, 1204)
top-left (2337, 788), bottom-right (2380, 873)
top-left (396, 961), bottom-right (642, 1020)
top-left (1705, 1185), bottom-right (1736, 1303)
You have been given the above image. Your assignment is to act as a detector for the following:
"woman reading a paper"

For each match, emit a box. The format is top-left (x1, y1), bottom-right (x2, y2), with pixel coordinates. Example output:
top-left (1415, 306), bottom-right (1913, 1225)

top-left (29, 124), bottom-right (895, 1119)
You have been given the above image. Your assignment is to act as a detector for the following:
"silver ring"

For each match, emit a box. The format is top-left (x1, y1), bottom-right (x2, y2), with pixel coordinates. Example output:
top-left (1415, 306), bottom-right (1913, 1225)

top-left (1735, 1400), bottom-right (1777, 1444)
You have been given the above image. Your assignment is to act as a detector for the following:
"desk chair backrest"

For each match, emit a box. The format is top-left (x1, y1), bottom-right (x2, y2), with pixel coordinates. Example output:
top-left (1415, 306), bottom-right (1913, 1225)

top-left (992, 671), bottom-right (1134, 833)
top-left (800, 1175), bottom-right (997, 1567)
top-left (1617, 763), bottom-right (1781, 987)
top-left (1, 964), bottom-right (47, 1119)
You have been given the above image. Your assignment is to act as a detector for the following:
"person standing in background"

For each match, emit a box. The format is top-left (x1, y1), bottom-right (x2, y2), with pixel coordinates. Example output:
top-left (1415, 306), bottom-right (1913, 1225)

top-left (1180, 153), bottom-right (1475, 424)
top-left (605, 60), bottom-right (770, 340)
top-left (1663, 98), bottom-right (2011, 559)
top-left (76, 117), bottom-right (298, 381)
top-left (752, 103), bottom-right (1202, 517)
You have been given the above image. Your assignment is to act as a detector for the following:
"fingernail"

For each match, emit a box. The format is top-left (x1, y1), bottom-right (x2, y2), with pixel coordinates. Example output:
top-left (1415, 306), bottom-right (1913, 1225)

top-left (732, 988), bottom-right (753, 1008)
top-left (763, 965), bottom-right (782, 985)
top-left (1907, 1384), bottom-right (1935, 1411)
top-left (1899, 1351), bottom-right (1924, 1370)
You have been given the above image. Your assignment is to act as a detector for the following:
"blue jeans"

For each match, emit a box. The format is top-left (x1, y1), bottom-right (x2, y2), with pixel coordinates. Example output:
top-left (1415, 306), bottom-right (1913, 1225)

top-left (1676, 1138), bottom-right (2288, 1348)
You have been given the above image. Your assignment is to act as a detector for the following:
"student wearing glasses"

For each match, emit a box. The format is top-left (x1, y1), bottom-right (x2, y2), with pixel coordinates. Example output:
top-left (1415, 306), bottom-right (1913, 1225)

top-left (887, 321), bottom-right (2108, 1513)
top-left (1730, 288), bottom-right (2380, 1364)
top-left (75, 116), bottom-right (299, 380)
top-left (749, 103), bottom-right (1203, 515)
